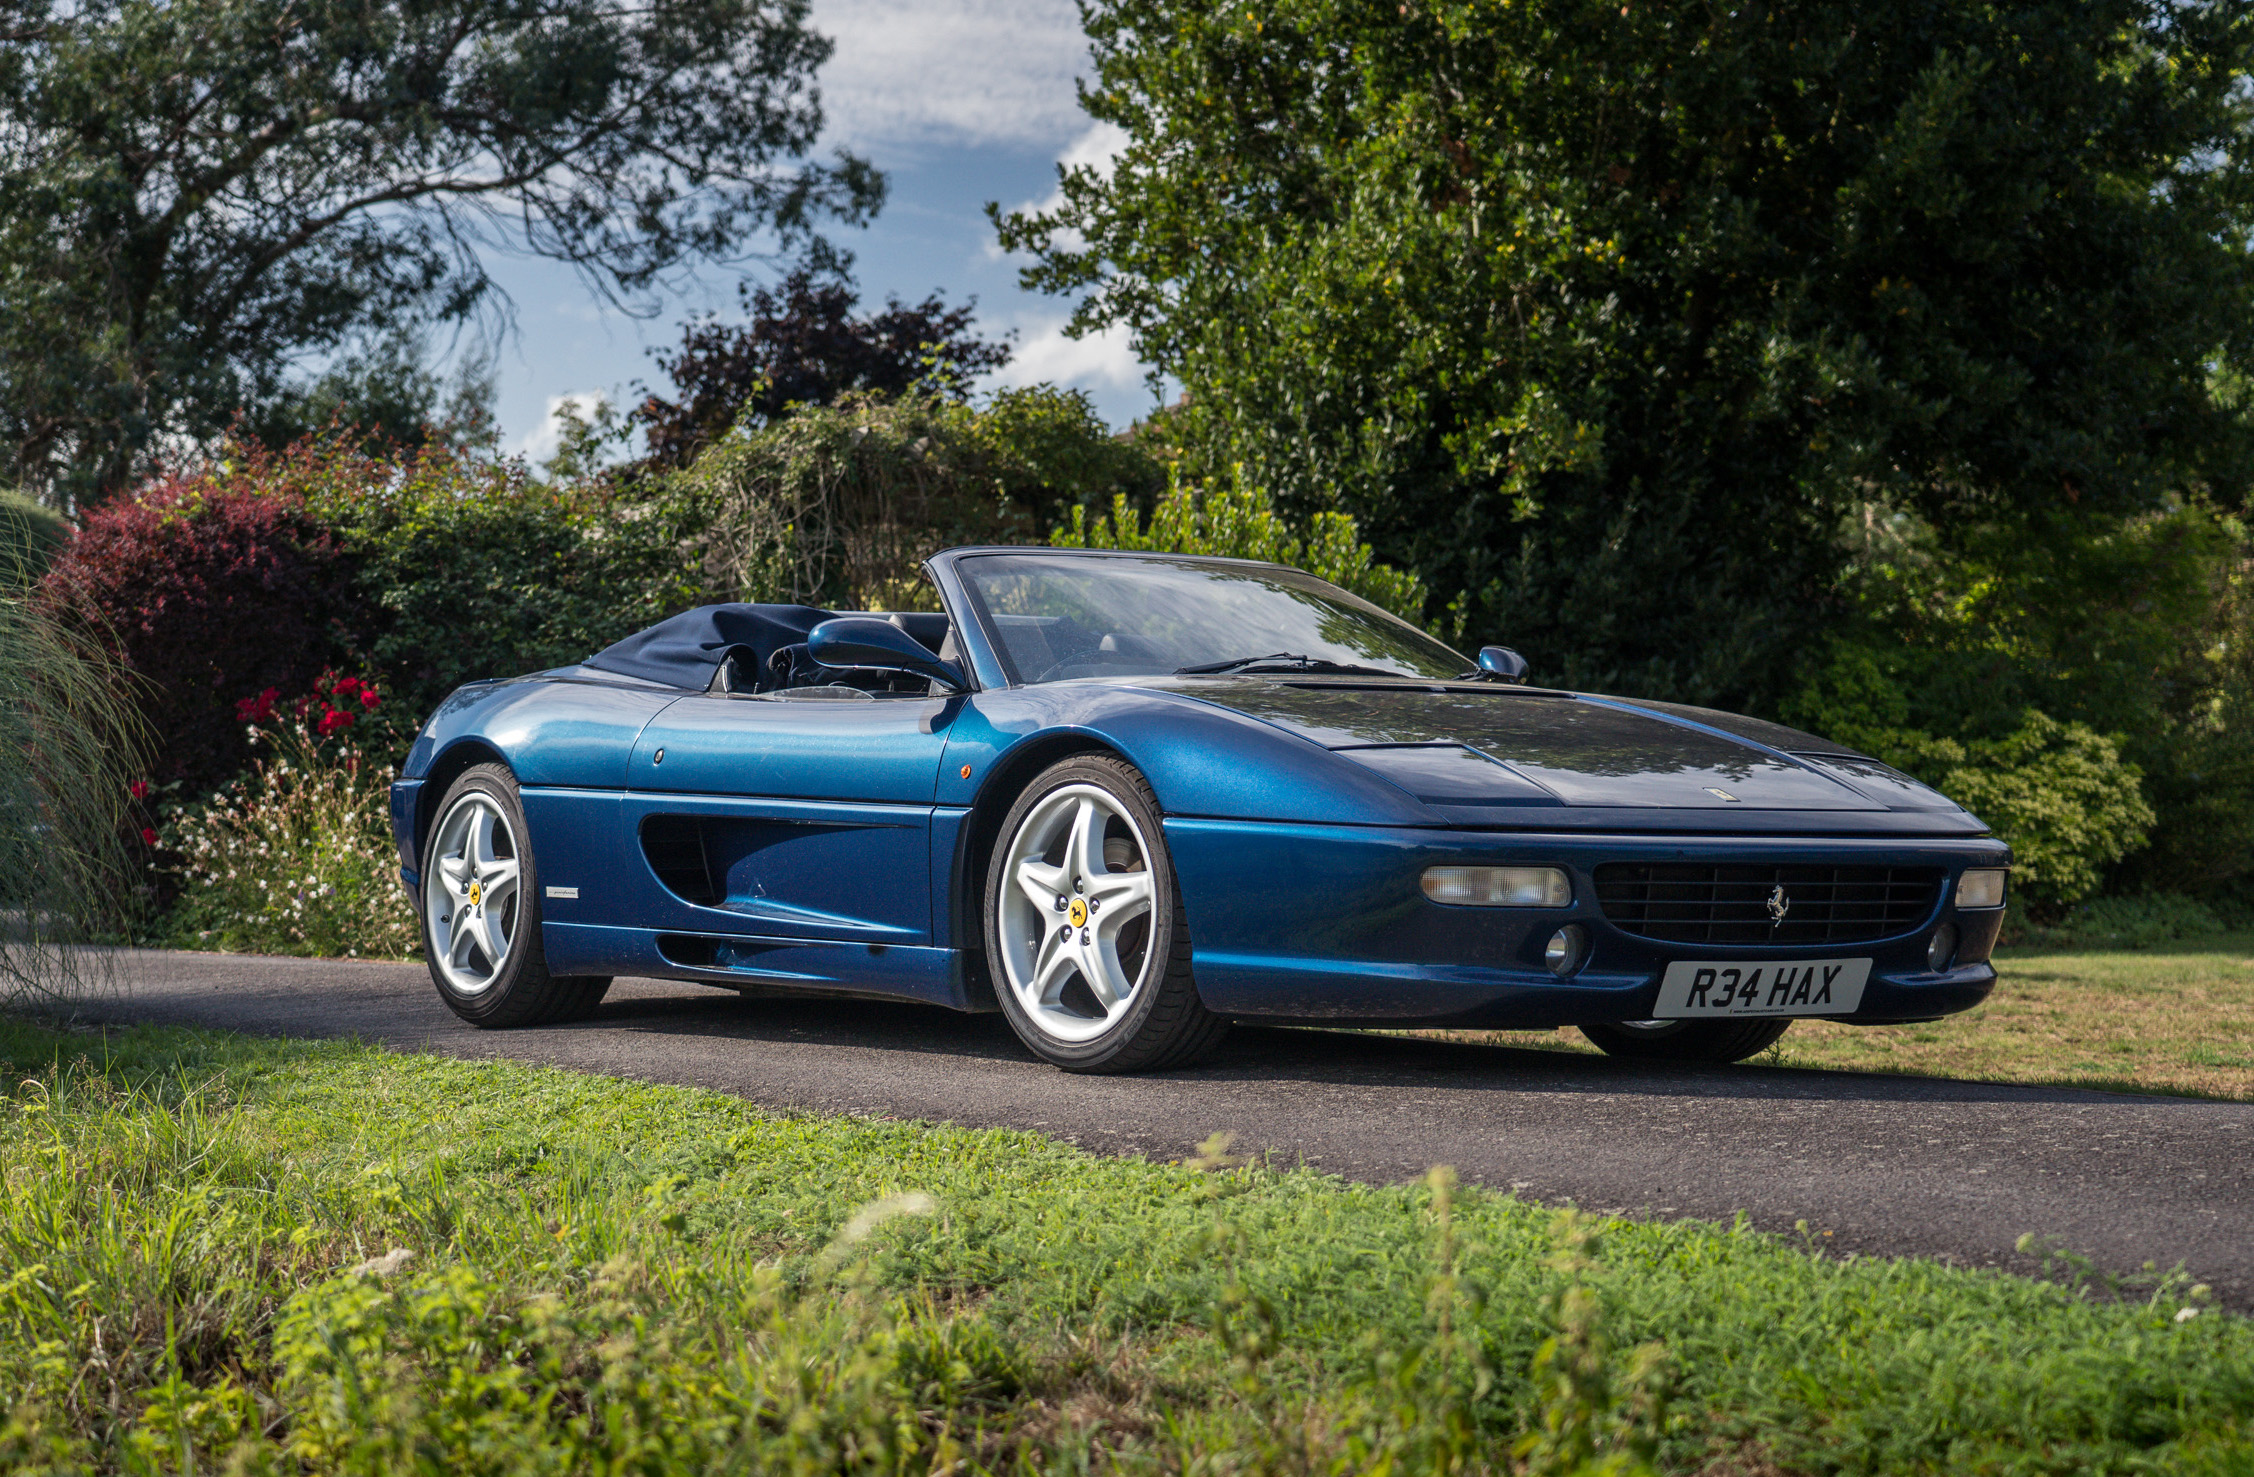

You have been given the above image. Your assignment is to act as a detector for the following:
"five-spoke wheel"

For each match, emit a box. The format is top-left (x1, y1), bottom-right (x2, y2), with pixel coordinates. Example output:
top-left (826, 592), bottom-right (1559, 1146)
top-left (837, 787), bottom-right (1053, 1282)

top-left (984, 755), bottom-right (1226, 1072)
top-left (425, 789), bottom-right (523, 996)
top-left (418, 764), bottom-right (610, 1027)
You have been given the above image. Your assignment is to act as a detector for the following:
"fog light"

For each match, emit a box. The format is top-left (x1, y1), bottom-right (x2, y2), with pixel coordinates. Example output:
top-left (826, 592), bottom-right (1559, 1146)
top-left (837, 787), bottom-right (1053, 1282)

top-left (1955, 868), bottom-right (2007, 909)
top-left (1927, 922), bottom-right (1959, 973)
top-left (1421, 865), bottom-right (1571, 907)
top-left (1545, 925), bottom-right (1589, 977)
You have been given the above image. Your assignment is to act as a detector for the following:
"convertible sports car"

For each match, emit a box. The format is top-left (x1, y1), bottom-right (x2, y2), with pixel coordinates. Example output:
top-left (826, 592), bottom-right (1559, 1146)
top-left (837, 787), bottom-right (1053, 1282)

top-left (388, 546), bottom-right (2010, 1073)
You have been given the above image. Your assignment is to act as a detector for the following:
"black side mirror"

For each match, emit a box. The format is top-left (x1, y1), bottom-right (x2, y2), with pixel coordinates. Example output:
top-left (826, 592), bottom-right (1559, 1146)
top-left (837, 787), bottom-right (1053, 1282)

top-left (1477, 645), bottom-right (1530, 684)
top-left (808, 618), bottom-right (969, 691)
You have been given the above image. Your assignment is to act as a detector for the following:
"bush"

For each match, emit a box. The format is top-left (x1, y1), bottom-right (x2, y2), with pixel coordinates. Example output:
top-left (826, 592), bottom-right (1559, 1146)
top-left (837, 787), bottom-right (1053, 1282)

top-left (0, 490), bottom-right (66, 579)
top-left (677, 387), bottom-right (1163, 609)
top-left (1053, 464), bottom-right (1428, 620)
top-left (2023, 893), bottom-right (2234, 950)
top-left (1785, 502), bottom-right (2254, 899)
top-left (1858, 714), bottom-right (2155, 916)
top-left (294, 440), bottom-right (699, 724)
top-left (158, 682), bottom-right (418, 959)
top-left (39, 433), bottom-right (703, 793)
top-left (38, 471), bottom-right (368, 799)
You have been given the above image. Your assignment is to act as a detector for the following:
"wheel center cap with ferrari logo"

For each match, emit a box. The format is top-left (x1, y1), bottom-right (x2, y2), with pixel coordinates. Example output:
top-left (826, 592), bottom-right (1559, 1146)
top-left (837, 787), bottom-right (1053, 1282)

top-left (1067, 897), bottom-right (1088, 928)
top-left (468, 881), bottom-right (483, 909)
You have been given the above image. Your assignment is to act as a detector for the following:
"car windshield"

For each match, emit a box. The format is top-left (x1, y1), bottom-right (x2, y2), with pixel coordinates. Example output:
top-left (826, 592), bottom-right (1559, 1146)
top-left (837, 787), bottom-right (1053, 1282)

top-left (956, 552), bottom-right (1472, 685)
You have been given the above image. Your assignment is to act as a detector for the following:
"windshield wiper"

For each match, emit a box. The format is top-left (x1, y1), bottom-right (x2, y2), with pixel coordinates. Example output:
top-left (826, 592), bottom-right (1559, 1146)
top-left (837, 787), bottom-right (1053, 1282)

top-left (1174, 652), bottom-right (1404, 678)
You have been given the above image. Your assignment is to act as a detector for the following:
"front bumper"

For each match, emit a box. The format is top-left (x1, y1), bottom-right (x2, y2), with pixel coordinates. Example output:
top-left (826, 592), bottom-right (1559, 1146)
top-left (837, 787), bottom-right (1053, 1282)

top-left (1164, 819), bottom-right (2007, 1029)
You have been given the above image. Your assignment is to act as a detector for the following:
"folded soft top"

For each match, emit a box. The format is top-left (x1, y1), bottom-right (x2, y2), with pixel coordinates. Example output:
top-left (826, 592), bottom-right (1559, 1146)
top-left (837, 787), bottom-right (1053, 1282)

top-left (582, 603), bottom-right (832, 689)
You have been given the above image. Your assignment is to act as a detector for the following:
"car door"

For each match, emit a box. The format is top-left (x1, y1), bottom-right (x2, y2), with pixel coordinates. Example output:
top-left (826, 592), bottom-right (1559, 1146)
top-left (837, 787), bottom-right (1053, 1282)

top-left (617, 689), bottom-right (957, 946)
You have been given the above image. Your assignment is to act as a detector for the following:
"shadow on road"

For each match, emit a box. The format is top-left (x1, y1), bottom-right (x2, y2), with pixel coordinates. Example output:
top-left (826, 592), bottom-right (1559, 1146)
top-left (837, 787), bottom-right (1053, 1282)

top-left (567, 981), bottom-right (2181, 1109)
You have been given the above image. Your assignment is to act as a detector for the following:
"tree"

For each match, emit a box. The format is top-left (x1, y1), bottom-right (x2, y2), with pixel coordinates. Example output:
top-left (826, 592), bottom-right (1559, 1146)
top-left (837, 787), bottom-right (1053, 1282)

top-left (998, 0), bottom-right (2254, 711)
top-left (632, 265), bottom-right (1014, 470)
top-left (250, 328), bottom-right (502, 457)
top-left (674, 386), bottom-right (1159, 608)
top-left (0, 0), bottom-right (882, 506)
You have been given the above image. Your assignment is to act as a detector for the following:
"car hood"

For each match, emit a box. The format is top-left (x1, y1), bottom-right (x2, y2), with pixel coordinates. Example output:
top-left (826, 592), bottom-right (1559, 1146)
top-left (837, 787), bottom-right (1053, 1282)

top-left (1152, 679), bottom-right (1954, 813)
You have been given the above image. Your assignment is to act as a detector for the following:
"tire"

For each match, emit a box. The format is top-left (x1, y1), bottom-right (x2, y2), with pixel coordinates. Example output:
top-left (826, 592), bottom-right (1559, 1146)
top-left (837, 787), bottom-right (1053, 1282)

top-left (418, 763), bottom-right (612, 1028)
top-left (983, 754), bottom-right (1228, 1073)
top-left (1578, 1016), bottom-right (1792, 1064)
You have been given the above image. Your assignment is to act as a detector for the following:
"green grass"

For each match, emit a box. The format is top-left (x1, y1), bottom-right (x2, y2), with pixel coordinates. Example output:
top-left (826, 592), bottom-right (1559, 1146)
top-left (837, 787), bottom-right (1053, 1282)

top-left (2, 1020), bottom-right (2250, 1474)
top-left (1421, 937), bottom-right (2254, 1104)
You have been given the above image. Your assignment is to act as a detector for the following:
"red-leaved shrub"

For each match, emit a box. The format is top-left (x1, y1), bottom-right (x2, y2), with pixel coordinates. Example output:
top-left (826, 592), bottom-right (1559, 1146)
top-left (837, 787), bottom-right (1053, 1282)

top-left (40, 479), bottom-right (371, 799)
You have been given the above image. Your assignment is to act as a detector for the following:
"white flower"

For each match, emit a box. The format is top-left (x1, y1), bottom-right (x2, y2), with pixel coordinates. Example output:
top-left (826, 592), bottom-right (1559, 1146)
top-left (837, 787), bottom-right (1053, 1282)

top-left (2176, 1306), bottom-right (2201, 1323)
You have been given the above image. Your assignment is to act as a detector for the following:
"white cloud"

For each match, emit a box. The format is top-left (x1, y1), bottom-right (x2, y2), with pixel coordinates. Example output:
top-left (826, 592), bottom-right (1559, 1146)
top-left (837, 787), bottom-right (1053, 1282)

top-left (810, 0), bottom-right (1091, 152)
top-left (517, 390), bottom-right (609, 462)
top-left (987, 119), bottom-right (1129, 258)
top-left (992, 314), bottom-right (1148, 395)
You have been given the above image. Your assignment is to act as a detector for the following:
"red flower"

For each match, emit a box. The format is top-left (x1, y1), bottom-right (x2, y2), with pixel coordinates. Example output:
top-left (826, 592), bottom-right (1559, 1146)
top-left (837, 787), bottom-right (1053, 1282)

top-left (359, 686), bottom-right (381, 709)
top-left (234, 687), bottom-right (280, 724)
top-left (332, 676), bottom-right (361, 697)
top-left (316, 708), bottom-right (354, 736)
top-left (128, 780), bottom-right (149, 800)
top-left (141, 827), bottom-right (158, 847)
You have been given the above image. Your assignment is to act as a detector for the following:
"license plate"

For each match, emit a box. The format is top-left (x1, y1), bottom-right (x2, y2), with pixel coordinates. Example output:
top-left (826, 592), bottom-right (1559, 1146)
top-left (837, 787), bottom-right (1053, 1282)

top-left (1653, 958), bottom-right (1871, 1018)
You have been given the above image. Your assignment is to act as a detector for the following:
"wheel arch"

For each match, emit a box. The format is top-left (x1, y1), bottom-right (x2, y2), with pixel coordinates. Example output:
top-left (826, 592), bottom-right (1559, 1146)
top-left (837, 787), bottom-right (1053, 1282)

top-left (951, 731), bottom-right (1129, 995)
top-left (413, 739), bottom-right (515, 869)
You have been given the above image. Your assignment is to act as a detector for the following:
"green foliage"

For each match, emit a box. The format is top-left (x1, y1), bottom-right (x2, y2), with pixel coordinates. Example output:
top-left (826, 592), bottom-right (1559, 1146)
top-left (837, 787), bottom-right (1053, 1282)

top-left (1805, 713), bottom-right (2156, 914)
top-left (157, 710), bottom-right (419, 961)
top-left (1001, 0), bottom-right (2254, 713)
top-left (2024, 893), bottom-right (2236, 952)
top-left (259, 435), bottom-right (699, 730)
top-left (1514, 1213), bottom-right (1668, 1477)
top-left (1, 0), bottom-right (879, 504)
top-left (1053, 465), bottom-right (1429, 620)
top-left (0, 492), bottom-right (67, 579)
top-left (253, 328), bottom-right (503, 458)
top-left (676, 387), bottom-right (1162, 610)
top-left (3, 1022), bottom-right (2253, 1473)
top-left (1787, 502), bottom-right (2254, 898)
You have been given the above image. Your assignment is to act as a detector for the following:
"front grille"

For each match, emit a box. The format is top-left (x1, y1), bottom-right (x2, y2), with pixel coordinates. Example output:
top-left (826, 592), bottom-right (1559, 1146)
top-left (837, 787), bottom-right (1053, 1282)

top-left (1594, 863), bottom-right (1941, 946)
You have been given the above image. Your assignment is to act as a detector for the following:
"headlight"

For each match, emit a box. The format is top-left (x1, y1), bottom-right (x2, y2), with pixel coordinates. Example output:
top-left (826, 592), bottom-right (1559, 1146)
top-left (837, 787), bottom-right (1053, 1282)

top-left (1955, 869), bottom-right (2008, 910)
top-left (1421, 865), bottom-right (1572, 907)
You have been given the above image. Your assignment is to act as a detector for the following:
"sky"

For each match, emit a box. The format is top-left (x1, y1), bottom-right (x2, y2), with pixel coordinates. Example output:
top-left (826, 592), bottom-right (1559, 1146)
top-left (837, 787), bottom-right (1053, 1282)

top-left (489, 0), bottom-right (1154, 463)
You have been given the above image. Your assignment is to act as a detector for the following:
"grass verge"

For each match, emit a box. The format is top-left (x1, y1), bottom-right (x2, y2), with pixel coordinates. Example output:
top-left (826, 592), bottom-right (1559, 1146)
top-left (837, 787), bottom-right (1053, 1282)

top-left (1, 1019), bottom-right (2249, 1474)
top-left (1438, 939), bottom-right (2254, 1103)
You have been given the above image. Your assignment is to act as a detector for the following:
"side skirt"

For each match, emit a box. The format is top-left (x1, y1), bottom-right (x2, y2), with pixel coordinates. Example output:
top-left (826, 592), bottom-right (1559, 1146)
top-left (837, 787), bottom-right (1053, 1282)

top-left (541, 922), bottom-right (974, 1011)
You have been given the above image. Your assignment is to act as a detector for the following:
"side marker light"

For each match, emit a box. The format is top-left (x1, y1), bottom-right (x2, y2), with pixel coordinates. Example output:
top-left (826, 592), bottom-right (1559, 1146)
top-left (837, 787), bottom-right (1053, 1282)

top-left (1955, 869), bottom-right (2007, 909)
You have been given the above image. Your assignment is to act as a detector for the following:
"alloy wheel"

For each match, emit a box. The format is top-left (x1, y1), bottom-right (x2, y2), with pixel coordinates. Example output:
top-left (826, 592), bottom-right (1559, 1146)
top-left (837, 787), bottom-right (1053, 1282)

top-left (423, 791), bottom-right (522, 995)
top-left (995, 783), bottom-right (1158, 1043)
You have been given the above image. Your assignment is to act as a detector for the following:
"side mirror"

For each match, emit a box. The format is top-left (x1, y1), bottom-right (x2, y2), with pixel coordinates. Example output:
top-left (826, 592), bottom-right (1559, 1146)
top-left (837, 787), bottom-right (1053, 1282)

top-left (1477, 645), bottom-right (1530, 684)
top-left (807, 617), bottom-right (968, 692)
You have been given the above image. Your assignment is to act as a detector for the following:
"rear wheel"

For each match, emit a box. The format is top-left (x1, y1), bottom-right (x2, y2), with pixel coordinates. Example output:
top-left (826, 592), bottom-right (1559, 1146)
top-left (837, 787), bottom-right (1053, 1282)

top-left (984, 755), bottom-right (1227, 1073)
top-left (1579, 1017), bottom-right (1791, 1064)
top-left (420, 764), bottom-right (611, 1027)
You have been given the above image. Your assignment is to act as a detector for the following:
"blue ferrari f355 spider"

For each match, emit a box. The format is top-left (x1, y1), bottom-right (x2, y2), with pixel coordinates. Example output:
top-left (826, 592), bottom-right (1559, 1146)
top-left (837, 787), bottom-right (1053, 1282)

top-left (388, 546), bottom-right (2010, 1072)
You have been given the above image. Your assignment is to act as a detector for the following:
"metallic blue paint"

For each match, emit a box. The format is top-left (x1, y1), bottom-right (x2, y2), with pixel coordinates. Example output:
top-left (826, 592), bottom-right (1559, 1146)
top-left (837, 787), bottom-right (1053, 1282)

top-left (389, 546), bottom-right (2012, 1034)
top-left (1161, 817), bottom-right (1999, 1026)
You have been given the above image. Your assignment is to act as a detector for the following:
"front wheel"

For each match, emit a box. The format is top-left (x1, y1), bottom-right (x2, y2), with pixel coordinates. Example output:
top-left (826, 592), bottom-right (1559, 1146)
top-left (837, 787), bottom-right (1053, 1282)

top-left (1579, 1017), bottom-right (1792, 1064)
top-left (419, 763), bottom-right (611, 1028)
top-left (983, 755), bottom-right (1227, 1073)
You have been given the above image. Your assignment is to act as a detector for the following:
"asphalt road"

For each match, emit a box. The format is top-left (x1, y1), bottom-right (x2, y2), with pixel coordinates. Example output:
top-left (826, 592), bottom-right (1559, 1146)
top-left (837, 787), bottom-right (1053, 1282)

top-left (75, 950), bottom-right (2254, 1308)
